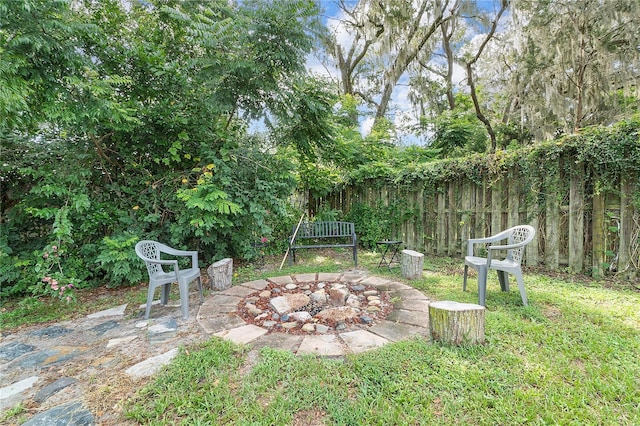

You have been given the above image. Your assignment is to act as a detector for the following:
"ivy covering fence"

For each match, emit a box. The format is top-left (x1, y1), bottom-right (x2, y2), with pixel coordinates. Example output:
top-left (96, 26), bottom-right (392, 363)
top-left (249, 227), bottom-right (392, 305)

top-left (319, 118), bottom-right (640, 279)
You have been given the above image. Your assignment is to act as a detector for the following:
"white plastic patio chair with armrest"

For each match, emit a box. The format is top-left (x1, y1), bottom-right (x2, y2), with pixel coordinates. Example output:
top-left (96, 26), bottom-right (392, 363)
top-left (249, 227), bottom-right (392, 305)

top-left (135, 240), bottom-right (204, 320)
top-left (463, 225), bottom-right (536, 306)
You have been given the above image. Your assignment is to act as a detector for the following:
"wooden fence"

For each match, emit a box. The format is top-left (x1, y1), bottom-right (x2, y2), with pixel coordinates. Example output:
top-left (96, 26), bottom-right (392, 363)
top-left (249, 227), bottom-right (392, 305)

top-left (313, 162), bottom-right (639, 279)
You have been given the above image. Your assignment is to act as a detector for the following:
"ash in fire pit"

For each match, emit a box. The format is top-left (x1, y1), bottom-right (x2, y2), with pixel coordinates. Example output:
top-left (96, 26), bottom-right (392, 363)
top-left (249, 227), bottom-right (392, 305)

top-left (237, 280), bottom-right (392, 334)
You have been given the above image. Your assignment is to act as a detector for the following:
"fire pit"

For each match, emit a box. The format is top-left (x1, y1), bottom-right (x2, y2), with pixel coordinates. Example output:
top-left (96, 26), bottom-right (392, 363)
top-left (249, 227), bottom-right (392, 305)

top-left (237, 279), bottom-right (392, 334)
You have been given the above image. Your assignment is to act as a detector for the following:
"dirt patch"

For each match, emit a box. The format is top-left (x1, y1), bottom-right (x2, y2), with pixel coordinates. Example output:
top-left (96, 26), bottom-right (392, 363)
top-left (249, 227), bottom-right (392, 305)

top-left (292, 409), bottom-right (328, 426)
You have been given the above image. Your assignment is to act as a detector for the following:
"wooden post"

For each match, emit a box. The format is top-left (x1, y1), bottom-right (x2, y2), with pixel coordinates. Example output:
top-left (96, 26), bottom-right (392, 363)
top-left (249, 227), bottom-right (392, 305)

top-left (569, 165), bottom-right (585, 273)
top-left (401, 249), bottom-right (424, 280)
top-left (545, 171), bottom-right (560, 270)
top-left (491, 180), bottom-right (502, 236)
top-left (447, 182), bottom-right (457, 255)
top-left (207, 258), bottom-right (233, 291)
top-left (437, 189), bottom-right (446, 255)
top-left (592, 192), bottom-right (606, 278)
top-left (429, 301), bottom-right (485, 345)
top-left (507, 172), bottom-right (520, 229)
top-left (460, 181), bottom-right (473, 251)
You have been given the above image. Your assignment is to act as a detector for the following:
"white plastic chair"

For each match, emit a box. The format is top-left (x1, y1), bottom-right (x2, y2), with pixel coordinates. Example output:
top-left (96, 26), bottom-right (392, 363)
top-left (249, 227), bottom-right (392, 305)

top-left (135, 240), bottom-right (204, 319)
top-left (463, 225), bottom-right (536, 306)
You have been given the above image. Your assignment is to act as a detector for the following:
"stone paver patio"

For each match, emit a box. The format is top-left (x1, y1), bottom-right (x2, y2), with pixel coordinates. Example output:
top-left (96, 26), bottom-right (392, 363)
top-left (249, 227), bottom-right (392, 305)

top-left (0, 271), bottom-right (431, 424)
top-left (199, 272), bottom-right (432, 356)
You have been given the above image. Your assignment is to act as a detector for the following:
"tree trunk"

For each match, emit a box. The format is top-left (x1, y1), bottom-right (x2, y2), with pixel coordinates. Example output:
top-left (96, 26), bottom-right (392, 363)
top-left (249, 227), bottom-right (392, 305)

top-left (401, 249), bottom-right (424, 280)
top-left (207, 258), bottom-right (233, 291)
top-left (429, 301), bottom-right (485, 345)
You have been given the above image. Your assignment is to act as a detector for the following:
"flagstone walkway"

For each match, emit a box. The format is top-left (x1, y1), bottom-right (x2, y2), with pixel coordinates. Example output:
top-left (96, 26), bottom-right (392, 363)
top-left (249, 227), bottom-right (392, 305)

top-left (0, 272), bottom-right (431, 425)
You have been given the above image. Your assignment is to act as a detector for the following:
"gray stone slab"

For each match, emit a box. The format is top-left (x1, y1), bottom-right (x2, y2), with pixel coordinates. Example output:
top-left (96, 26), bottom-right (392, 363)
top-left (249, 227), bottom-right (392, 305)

top-left (358, 276), bottom-right (394, 287)
top-left (386, 309), bottom-right (428, 327)
top-left (214, 324), bottom-right (268, 345)
top-left (208, 294), bottom-right (241, 307)
top-left (29, 325), bottom-right (71, 338)
top-left (294, 273), bottom-right (317, 283)
top-left (89, 320), bottom-right (120, 336)
top-left (86, 304), bottom-right (127, 319)
top-left (0, 376), bottom-right (38, 401)
top-left (125, 348), bottom-right (179, 379)
top-left (394, 298), bottom-right (430, 312)
top-left (383, 281), bottom-right (414, 290)
top-left (219, 286), bottom-right (256, 298)
top-left (23, 400), bottom-right (94, 426)
top-left (240, 279), bottom-right (269, 290)
top-left (268, 275), bottom-right (294, 285)
top-left (0, 342), bottom-right (35, 361)
top-left (340, 272), bottom-right (366, 283)
top-left (389, 288), bottom-right (430, 300)
top-left (106, 335), bottom-right (138, 349)
top-left (148, 317), bottom-right (178, 344)
top-left (339, 330), bottom-right (389, 354)
top-left (297, 335), bottom-right (344, 357)
top-left (317, 273), bottom-right (341, 282)
top-left (198, 314), bottom-right (246, 335)
top-left (250, 333), bottom-right (304, 352)
top-left (369, 320), bottom-right (430, 342)
top-left (33, 377), bottom-right (78, 404)
top-left (198, 295), bottom-right (241, 318)
top-left (15, 346), bottom-right (90, 368)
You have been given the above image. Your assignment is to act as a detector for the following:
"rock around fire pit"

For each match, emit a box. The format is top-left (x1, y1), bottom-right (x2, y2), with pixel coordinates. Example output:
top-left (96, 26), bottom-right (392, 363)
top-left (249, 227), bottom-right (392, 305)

top-left (237, 279), bottom-right (392, 334)
top-left (197, 273), bottom-right (432, 357)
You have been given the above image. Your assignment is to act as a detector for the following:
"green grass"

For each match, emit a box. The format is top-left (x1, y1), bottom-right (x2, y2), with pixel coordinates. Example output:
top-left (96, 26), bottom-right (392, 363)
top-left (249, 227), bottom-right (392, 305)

top-left (2, 249), bottom-right (638, 424)
top-left (0, 283), bottom-right (148, 331)
top-left (123, 250), bottom-right (640, 425)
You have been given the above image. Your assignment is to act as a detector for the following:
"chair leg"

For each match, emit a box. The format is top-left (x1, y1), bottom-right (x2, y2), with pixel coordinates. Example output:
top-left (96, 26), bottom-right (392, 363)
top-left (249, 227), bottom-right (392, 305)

top-left (197, 276), bottom-right (204, 303)
top-left (463, 265), bottom-right (469, 291)
top-left (145, 285), bottom-right (155, 320)
top-left (497, 271), bottom-right (510, 292)
top-left (161, 283), bottom-right (171, 305)
top-left (178, 281), bottom-right (190, 320)
top-left (514, 270), bottom-right (528, 306)
top-left (478, 267), bottom-right (488, 306)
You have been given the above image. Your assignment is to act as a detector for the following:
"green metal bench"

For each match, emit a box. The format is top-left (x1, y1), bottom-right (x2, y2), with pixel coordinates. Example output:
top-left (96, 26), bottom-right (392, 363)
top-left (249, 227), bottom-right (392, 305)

top-left (289, 221), bottom-right (357, 266)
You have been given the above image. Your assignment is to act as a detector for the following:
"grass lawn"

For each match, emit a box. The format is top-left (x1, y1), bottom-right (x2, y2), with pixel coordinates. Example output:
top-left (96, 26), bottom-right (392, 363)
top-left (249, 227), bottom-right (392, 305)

top-left (2, 249), bottom-right (639, 425)
top-left (125, 250), bottom-right (639, 425)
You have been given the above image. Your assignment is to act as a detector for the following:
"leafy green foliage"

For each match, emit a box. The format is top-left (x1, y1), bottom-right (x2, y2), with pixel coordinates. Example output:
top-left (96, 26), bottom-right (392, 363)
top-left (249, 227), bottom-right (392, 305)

top-left (429, 99), bottom-right (488, 156)
top-left (0, 0), bottom-right (326, 297)
top-left (344, 201), bottom-right (412, 249)
top-left (95, 234), bottom-right (144, 288)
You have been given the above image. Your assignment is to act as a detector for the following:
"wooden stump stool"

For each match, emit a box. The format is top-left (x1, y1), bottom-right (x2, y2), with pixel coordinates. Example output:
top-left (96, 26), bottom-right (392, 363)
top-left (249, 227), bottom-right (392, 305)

top-left (428, 300), bottom-right (485, 345)
top-left (401, 249), bottom-right (424, 280)
top-left (207, 258), bottom-right (233, 291)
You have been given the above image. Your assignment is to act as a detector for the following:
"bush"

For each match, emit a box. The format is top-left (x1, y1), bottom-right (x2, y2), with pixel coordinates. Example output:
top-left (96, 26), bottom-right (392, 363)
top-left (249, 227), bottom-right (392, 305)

top-left (95, 234), bottom-right (145, 288)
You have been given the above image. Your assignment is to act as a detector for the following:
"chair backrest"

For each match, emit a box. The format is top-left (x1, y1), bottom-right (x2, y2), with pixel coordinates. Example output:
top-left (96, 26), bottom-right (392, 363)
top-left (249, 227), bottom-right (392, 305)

top-left (135, 240), bottom-right (163, 277)
top-left (506, 225), bottom-right (536, 264)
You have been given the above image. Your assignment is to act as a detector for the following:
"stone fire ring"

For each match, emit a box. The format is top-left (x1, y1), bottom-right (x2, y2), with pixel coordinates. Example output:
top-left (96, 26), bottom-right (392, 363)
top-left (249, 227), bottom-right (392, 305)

top-left (197, 272), bottom-right (431, 356)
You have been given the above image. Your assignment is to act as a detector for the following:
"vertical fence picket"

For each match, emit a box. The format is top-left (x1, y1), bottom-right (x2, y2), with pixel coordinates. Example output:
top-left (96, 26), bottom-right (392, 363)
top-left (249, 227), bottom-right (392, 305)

top-left (569, 165), bottom-right (585, 273)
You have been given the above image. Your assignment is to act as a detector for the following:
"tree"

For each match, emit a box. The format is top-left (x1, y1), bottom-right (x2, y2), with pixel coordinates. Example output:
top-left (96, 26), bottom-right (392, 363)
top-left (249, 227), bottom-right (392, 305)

top-left (1, 0), bottom-right (332, 296)
top-left (462, 0), bottom-right (509, 151)
top-left (491, 0), bottom-right (640, 139)
top-left (321, 0), bottom-right (455, 125)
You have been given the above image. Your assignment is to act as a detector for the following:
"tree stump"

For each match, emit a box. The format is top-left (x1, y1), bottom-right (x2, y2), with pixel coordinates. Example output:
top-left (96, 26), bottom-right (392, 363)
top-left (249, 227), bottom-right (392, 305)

top-left (401, 249), bottom-right (424, 280)
top-left (207, 258), bottom-right (233, 291)
top-left (428, 301), bottom-right (485, 345)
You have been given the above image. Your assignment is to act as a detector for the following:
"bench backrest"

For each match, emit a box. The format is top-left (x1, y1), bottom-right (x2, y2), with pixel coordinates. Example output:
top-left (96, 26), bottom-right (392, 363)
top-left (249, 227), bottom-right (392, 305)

top-left (294, 221), bottom-right (355, 239)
